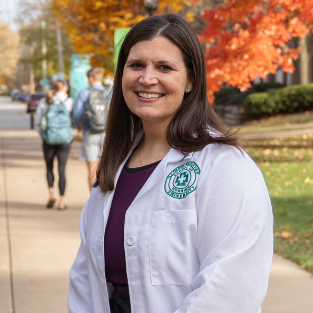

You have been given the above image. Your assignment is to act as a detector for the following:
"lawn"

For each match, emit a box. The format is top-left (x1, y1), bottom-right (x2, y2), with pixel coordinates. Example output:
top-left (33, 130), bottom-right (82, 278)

top-left (238, 110), bottom-right (313, 135)
top-left (242, 134), bottom-right (313, 272)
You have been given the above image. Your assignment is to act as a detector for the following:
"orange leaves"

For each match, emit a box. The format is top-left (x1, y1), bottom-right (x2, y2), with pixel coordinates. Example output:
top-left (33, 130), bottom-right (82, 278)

top-left (288, 18), bottom-right (309, 37)
top-left (50, 0), bottom-right (191, 74)
top-left (201, 0), bottom-right (313, 101)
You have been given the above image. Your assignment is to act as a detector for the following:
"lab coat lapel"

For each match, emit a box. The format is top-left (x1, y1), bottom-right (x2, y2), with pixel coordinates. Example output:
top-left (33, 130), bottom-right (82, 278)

top-left (131, 148), bottom-right (193, 203)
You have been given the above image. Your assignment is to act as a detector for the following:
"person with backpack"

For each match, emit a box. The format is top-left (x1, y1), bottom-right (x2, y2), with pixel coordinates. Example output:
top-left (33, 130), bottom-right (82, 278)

top-left (72, 67), bottom-right (111, 192)
top-left (35, 80), bottom-right (73, 210)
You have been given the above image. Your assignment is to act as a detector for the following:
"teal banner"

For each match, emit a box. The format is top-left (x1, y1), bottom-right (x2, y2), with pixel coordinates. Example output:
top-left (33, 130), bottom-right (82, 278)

top-left (70, 54), bottom-right (91, 100)
top-left (114, 28), bottom-right (131, 71)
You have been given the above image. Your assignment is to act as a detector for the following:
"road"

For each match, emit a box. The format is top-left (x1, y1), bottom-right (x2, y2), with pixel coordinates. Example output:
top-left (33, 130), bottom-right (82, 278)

top-left (0, 95), bottom-right (313, 313)
top-left (0, 97), bottom-right (31, 130)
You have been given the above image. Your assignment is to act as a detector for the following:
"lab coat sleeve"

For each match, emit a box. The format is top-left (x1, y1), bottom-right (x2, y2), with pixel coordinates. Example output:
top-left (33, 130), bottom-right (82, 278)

top-left (175, 147), bottom-right (273, 313)
top-left (68, 197), bottom-right (92, 313)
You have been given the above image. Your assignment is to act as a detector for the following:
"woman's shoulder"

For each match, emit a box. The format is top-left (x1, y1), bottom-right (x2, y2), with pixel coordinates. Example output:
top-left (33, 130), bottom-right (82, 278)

top-left (198, 142), bottom-right (243, 160)
top-left (194, 142), bottom-right (260, 178)
top-left (194, 143), bottom-right (268, 202)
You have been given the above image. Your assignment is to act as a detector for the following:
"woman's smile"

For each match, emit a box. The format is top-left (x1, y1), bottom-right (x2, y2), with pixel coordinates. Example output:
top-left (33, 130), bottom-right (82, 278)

top-left (136, 92), bottom-right (164, 99)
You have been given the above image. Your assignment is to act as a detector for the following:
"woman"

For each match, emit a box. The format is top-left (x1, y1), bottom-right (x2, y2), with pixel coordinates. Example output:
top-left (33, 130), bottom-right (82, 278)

top-left (35, 80), bottom-right (73, 210)
top-left (68, 14), bottom-right (273, 313)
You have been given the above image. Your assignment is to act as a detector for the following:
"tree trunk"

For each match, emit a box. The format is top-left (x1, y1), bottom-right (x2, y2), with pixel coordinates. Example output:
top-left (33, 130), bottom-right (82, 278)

top-left (299, 35), bottom-right (309, 85)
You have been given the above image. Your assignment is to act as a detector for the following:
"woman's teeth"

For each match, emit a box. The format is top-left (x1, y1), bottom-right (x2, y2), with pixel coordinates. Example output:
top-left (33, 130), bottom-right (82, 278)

top-left (138, 92), bottom-right (162, 99)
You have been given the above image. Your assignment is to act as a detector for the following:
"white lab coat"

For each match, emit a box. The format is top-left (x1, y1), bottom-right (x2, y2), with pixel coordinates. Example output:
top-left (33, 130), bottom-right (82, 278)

top-left (68, 131), bottom-right (273, 313)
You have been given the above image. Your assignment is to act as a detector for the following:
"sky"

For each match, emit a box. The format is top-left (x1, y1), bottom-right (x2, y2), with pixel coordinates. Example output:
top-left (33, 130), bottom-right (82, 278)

top-left (0, 0), bottom-right (43, 32)
top-left (0, 0), bottom-right (20, 31)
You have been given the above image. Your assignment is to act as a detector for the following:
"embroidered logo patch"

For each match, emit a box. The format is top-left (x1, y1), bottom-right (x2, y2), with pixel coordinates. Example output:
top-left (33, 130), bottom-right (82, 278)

top-left (164, 161), bottom-right (200, 199)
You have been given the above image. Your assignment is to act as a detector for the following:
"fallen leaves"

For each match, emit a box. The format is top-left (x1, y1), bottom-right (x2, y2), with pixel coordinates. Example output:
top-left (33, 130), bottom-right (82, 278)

top-left (244, 135), bottom-right (313, 163)
top-left (275, 230), bottom-right (293, 239)
top-left (275, 230), bottom-right (298, 243)
top-left (263, 148), bottom-right (272, 155)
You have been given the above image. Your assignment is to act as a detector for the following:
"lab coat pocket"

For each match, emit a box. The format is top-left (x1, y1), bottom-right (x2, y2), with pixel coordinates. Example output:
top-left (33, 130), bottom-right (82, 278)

top-left (149, 210), bottom-right (198, 286)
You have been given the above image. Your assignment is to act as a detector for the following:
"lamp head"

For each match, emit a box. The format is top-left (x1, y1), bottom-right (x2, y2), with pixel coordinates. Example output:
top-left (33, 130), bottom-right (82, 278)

top-left (143, 0), bottom-right (159, 16)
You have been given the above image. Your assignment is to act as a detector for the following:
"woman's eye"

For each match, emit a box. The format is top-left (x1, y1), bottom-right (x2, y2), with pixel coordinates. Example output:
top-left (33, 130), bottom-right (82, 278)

top-left (159, 65), bottom-right (173, 71)
top-left (129, 63), bottom-right (144, 70)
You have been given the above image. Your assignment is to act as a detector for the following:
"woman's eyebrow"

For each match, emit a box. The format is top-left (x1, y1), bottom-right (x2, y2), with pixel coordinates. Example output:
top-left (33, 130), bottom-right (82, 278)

top-left (125, 59), bottom-right (142, 65)
top-left (126, 58), bottom-right (179, 68)
top-left (155, 60), bottom-right (179, 68)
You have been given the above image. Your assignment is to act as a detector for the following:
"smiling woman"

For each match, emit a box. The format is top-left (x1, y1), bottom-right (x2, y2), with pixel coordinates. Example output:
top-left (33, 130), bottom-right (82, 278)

top-left (68, 14), bottom-right (273, 313)
top-left (122, 36), bottom-right (192, 130)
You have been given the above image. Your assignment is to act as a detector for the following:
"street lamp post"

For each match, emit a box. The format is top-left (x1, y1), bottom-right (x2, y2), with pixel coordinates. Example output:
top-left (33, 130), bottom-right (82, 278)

top-left (41, 21), bottom-right (47, 81)
top-left (143, 0), bottom-right (159, 16)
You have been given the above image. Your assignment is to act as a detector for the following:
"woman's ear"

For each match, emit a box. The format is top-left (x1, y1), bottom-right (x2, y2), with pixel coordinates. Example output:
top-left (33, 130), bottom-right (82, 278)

top-left (185, 72), bottom-right (194, 93)
top-left (185, 80), bottom-right (193, 93)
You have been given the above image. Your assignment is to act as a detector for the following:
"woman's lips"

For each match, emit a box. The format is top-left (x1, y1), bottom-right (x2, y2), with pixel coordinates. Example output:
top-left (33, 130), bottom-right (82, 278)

top-left (135, 91), bottom-right (165, 99)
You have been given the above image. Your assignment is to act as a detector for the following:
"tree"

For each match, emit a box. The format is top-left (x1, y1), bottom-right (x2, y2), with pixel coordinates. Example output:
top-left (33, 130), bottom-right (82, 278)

top-left (50, 0), bottom-right (194, 74)
top-left (198, 0), bottom-right (313, 101)
top-left (0, 21), bottom-right (20, 83)
top-left (18, 1), bottom-right (73, 79)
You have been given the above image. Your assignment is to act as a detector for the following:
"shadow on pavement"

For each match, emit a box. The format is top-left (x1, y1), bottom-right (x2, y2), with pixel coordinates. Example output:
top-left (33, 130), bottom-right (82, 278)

top-left (0, 201), bottom-right (84, 212)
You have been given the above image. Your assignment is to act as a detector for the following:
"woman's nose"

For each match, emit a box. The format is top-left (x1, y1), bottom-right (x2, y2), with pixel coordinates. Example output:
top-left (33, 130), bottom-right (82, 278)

top-left (139, 67), bottom-right (158, 85)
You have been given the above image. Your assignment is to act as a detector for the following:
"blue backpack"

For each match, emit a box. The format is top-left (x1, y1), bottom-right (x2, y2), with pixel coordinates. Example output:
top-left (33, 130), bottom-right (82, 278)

top-left (41, 101), bottom-right (73, 145)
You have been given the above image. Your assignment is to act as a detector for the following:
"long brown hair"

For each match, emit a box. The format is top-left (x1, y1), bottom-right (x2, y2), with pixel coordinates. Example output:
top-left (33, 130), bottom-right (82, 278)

top-left (94, 14), bottom-right (240, 193)
top-left (46, 80), bottom-right (66, 104)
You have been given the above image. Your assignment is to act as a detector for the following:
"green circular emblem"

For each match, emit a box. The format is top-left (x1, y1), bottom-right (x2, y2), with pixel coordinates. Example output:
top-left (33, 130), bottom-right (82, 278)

top-left (164, 161), bottom-right (200, 199)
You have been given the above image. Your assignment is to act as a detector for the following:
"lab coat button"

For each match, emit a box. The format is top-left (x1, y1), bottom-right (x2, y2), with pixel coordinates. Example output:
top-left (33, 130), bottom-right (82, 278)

top-left (127, 236), bottom-right (136, 246)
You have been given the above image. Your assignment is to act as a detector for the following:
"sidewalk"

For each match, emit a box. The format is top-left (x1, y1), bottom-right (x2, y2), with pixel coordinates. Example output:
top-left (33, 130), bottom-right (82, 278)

top-left (0, 130), bottom-right (89, 313)
top-left (1, 129), bottom-right (313, 312)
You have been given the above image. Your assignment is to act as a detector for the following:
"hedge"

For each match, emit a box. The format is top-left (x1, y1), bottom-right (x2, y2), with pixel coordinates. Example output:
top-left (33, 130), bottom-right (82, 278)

top-left (252, 82), bottom-right (285, 92)
top-left (243, 84), bottom-right (313, 118)
top-left (214, 87), bottom-right (241, 104)
top-left (214, 83), bottom-right (285, 106)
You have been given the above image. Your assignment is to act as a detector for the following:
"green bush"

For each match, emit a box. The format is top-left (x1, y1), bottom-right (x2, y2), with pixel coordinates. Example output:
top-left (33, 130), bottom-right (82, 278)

top-left (214, 86), bottom-right (240, 99)
top-left (253, 82), bottom-right (285, 92)
top-left (214, 86), bottom-right (241, 104)
top-left (244, 84), bottom-right (313, 118)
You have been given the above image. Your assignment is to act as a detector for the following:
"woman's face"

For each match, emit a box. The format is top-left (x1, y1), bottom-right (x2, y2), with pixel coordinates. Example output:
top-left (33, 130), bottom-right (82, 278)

top-left (122, 36), bottom-right (192, 126)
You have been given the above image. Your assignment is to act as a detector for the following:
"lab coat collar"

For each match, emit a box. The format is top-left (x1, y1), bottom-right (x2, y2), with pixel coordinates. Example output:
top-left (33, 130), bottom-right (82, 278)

top-left (101, 130), bottom-right (195, 224)
top-left (125, 130), bottom-right (193, 204)
top-left (130, 129), bottom-right (193, 166)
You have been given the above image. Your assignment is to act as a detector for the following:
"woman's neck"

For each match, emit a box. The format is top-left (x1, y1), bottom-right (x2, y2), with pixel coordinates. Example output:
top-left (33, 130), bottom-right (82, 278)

top-left (128, 121), bottom-right (170, 168)
top-left (141, 120), bottom-right (169, 150)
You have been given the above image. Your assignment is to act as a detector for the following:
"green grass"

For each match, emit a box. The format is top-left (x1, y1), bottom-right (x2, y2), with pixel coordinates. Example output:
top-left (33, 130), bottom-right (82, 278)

top-left (237, 110), bottom-right (313, 135)
top-left (243, 135), bottom-right (313, 271)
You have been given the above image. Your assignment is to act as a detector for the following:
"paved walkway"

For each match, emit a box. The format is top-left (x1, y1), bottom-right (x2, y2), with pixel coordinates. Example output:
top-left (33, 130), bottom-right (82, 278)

top-left (1, 128), bottom-right (313, 312)
top-left (0, 130), bottom-right (89, 313)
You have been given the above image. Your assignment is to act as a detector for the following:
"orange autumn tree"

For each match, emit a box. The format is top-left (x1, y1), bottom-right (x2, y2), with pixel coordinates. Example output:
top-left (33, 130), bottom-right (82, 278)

top-left (199, 0), bottom-right (313, 101)
top-left (50, 0), bottom-right (193, 74)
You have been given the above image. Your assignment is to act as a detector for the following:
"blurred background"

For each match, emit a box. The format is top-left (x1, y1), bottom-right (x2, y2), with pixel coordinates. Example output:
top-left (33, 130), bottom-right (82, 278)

top-left (1, 1), bottom-right (313, 312)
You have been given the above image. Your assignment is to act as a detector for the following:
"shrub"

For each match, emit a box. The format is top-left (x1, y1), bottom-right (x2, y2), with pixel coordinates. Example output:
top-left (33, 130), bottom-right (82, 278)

top-left (244, 84), bottom-right (313, 119)
top-left (253, 82), bottom-right (285, 92)
top-left (214, 86), bottom-right (241, 104)
top-left (214, 86), bottom-right (255, 106)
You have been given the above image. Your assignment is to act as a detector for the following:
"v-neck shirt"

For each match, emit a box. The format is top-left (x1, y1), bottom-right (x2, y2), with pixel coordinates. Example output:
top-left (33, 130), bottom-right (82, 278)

top-left (104, 158), bottom-right (160, 295)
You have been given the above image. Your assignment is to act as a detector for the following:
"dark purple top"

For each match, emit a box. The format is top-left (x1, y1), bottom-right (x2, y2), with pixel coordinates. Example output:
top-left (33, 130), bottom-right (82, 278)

top-left (104, 157), bottom-right (160, 307)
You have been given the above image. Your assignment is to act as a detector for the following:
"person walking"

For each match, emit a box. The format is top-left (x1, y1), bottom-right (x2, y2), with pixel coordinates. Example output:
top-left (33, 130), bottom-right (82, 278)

top-left (72, 67), bottom-right (111, 192)
top-left (35, 80), bottom-right (73, 210)
top-left (68, 14), bottom-right (273, 313)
